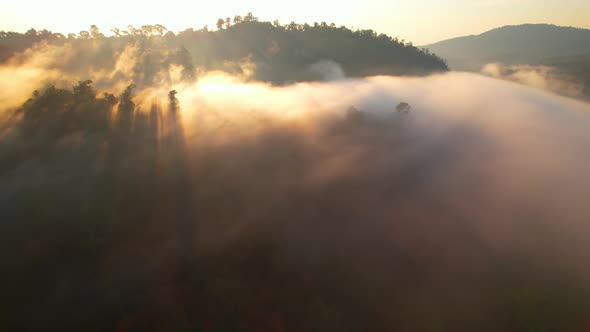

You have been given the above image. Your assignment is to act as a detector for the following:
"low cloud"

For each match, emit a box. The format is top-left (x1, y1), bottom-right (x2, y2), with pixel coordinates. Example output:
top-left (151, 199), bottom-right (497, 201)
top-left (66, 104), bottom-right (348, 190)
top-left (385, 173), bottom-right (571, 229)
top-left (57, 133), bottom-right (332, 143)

top-left (3, 44), bottom-right (590, 329)
top-left (481, 62), bottom-right (585, 98)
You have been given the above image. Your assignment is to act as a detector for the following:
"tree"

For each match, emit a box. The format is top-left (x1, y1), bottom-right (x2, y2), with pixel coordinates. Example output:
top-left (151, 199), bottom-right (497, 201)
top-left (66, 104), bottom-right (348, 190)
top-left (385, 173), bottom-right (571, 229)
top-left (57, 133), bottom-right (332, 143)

top-left (102, 92), bottom-right (117, 106)
top-left (118, 84), bottom-right (136, 114)
top-left (216, 18), bottom-right (225, 30)
top-left (73, 80), bottom-right (95, 101)
top-left (168, 90), bottom-right (178, 114)
top-left (225, 17), bottom-right (231, 29)
top-left (233, 15), bottom-right (242, 24)
top-left (154, 24), bottom-right (167, 36)
top-left (244, 12), bottom-right (257, 22)
top-left (396, 102), bottom-right (411, 114)
top-left (140, 25), bottom-right (154, 36)
top-left (90, 25), bottom-right (104, 38)
top-left (175, 46), bottom-right (195, 80)
top-left (25, 28), bottom-right (37, 37)
top-left (128, 25), bottom-right (140, 36)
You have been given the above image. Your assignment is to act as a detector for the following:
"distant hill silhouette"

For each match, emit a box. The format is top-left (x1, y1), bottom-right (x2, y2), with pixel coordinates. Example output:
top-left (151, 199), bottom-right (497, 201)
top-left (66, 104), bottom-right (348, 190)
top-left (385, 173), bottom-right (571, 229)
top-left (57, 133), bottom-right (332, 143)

top-left (0, 17), bottom-right (448, 84)
top-left (424, 24), bottom-right (590, 71)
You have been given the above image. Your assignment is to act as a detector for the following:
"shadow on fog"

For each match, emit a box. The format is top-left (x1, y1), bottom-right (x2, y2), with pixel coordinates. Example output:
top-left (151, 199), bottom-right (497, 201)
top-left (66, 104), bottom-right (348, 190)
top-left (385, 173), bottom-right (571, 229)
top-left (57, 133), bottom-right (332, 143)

top-left (1, 75), bottom-right (590, 331)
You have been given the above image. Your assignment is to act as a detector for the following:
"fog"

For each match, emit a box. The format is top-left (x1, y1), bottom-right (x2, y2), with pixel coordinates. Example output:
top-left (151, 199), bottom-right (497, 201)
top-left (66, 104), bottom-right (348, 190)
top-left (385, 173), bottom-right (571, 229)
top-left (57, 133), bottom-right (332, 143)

top-left (173, 72), bottom-right (590, 265)
top-left (2, 44), bottom-right (590, 330)
top-left (481, 62), bottom-right (586, 99)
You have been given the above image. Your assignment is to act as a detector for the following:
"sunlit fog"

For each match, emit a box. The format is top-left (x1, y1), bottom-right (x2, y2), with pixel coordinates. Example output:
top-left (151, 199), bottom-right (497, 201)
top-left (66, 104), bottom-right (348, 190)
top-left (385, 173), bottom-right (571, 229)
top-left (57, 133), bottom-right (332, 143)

top-left (1, 4), bottom-right (590, 332)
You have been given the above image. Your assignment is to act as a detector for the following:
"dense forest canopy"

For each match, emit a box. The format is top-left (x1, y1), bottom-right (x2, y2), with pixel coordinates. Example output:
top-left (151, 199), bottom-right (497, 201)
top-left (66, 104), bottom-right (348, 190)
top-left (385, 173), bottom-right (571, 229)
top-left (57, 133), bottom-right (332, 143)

top-left (0, 14), bottom-right (447, 86)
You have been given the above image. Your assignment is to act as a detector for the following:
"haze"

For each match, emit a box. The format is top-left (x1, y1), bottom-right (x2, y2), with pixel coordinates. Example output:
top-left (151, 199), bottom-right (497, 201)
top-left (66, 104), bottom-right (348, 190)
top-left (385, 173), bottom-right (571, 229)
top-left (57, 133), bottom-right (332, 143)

top-left (1, 0), bottom-right (589, 44)
top-left (2, 3), bottom-right (590, 331)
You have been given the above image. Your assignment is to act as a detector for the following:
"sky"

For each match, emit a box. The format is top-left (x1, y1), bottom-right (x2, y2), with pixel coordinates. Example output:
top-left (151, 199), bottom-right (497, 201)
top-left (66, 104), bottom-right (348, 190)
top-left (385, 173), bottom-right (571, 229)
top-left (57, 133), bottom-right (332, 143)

top-left (2, 0), bottom-right (589, 45)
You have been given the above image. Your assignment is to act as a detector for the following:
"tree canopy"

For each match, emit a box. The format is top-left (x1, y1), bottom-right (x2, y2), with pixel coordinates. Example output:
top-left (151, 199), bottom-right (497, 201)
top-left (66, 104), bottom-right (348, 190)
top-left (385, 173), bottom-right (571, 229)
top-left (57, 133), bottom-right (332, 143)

top-left (0, 15), bottom-right (448, 84)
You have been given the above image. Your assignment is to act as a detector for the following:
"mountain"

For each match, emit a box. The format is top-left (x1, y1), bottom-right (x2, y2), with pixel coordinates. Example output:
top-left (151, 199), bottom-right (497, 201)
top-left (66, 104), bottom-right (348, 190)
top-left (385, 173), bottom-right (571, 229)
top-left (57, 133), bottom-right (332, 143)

top-left (424, 24), bottom-right (590, 71)
top-left (0, 20), bottom-right (448, 84)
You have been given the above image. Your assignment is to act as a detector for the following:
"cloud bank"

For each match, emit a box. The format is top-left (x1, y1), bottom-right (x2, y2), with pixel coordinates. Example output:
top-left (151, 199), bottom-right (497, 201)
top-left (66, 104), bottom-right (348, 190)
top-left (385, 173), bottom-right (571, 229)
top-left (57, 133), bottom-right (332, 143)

top-left (2, 43), bottom-right (590, 329)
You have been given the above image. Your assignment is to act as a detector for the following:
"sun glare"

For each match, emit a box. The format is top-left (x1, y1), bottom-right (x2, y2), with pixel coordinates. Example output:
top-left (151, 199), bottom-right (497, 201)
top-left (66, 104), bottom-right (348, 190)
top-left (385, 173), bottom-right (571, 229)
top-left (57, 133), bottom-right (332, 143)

top-left (196, 74), bottom-right (264, 97)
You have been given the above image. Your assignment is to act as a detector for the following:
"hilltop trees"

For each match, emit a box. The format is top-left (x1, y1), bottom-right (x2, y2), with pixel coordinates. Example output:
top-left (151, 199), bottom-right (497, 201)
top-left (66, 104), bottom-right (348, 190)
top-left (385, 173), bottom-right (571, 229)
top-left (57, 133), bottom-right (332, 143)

top-left (0, 14), bottom-right (448, 84)
top-left (216, 18), bottom-right (225, 30)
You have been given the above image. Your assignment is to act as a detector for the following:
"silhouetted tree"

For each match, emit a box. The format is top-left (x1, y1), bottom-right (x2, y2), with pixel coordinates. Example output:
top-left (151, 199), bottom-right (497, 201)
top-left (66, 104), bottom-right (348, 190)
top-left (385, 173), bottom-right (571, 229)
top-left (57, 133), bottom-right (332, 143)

top-left (90, 25), bottom-right (104, 38)
top-left (154, 24), bottom-right (167, 36)
top-left (216, 18), bottom-right (225, 30)
top-left (175, 46), bottom-right (195, 80)
top-left (73, 80), bottom-right (95, 101)
top-left (396, 102), bottom-right (411, 114)
top-left (118, 84), bottom-right (136, 114)
top-left (244, 12), bottom-right (257, 22)
top-left (168, 90), bottom-right (178, 114)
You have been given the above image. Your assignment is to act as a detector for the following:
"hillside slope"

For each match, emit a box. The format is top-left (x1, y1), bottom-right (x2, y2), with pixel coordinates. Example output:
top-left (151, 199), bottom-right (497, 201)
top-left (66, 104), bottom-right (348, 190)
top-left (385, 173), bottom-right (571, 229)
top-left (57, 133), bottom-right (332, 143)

top-left (0, 19), bottom-right (448, 84)
top-left (424, 24), bottom-right (590, 71)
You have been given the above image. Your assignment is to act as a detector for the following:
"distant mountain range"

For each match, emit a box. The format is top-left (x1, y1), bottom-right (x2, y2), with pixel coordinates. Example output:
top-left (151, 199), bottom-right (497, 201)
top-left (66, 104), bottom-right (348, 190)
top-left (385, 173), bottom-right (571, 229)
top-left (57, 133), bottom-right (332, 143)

top-left (424, 24), bottom-right (590, 71)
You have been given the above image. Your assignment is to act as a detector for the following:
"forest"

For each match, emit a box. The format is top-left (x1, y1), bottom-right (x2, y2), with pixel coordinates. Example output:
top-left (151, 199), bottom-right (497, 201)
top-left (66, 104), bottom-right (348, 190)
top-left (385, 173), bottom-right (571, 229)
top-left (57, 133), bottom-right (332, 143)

top-left (2, 14), bottom-right (590, 332)
top-left (0, 14), bottom-right (447, 85)
top-left (1, 78), bottom-right (588, 331)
